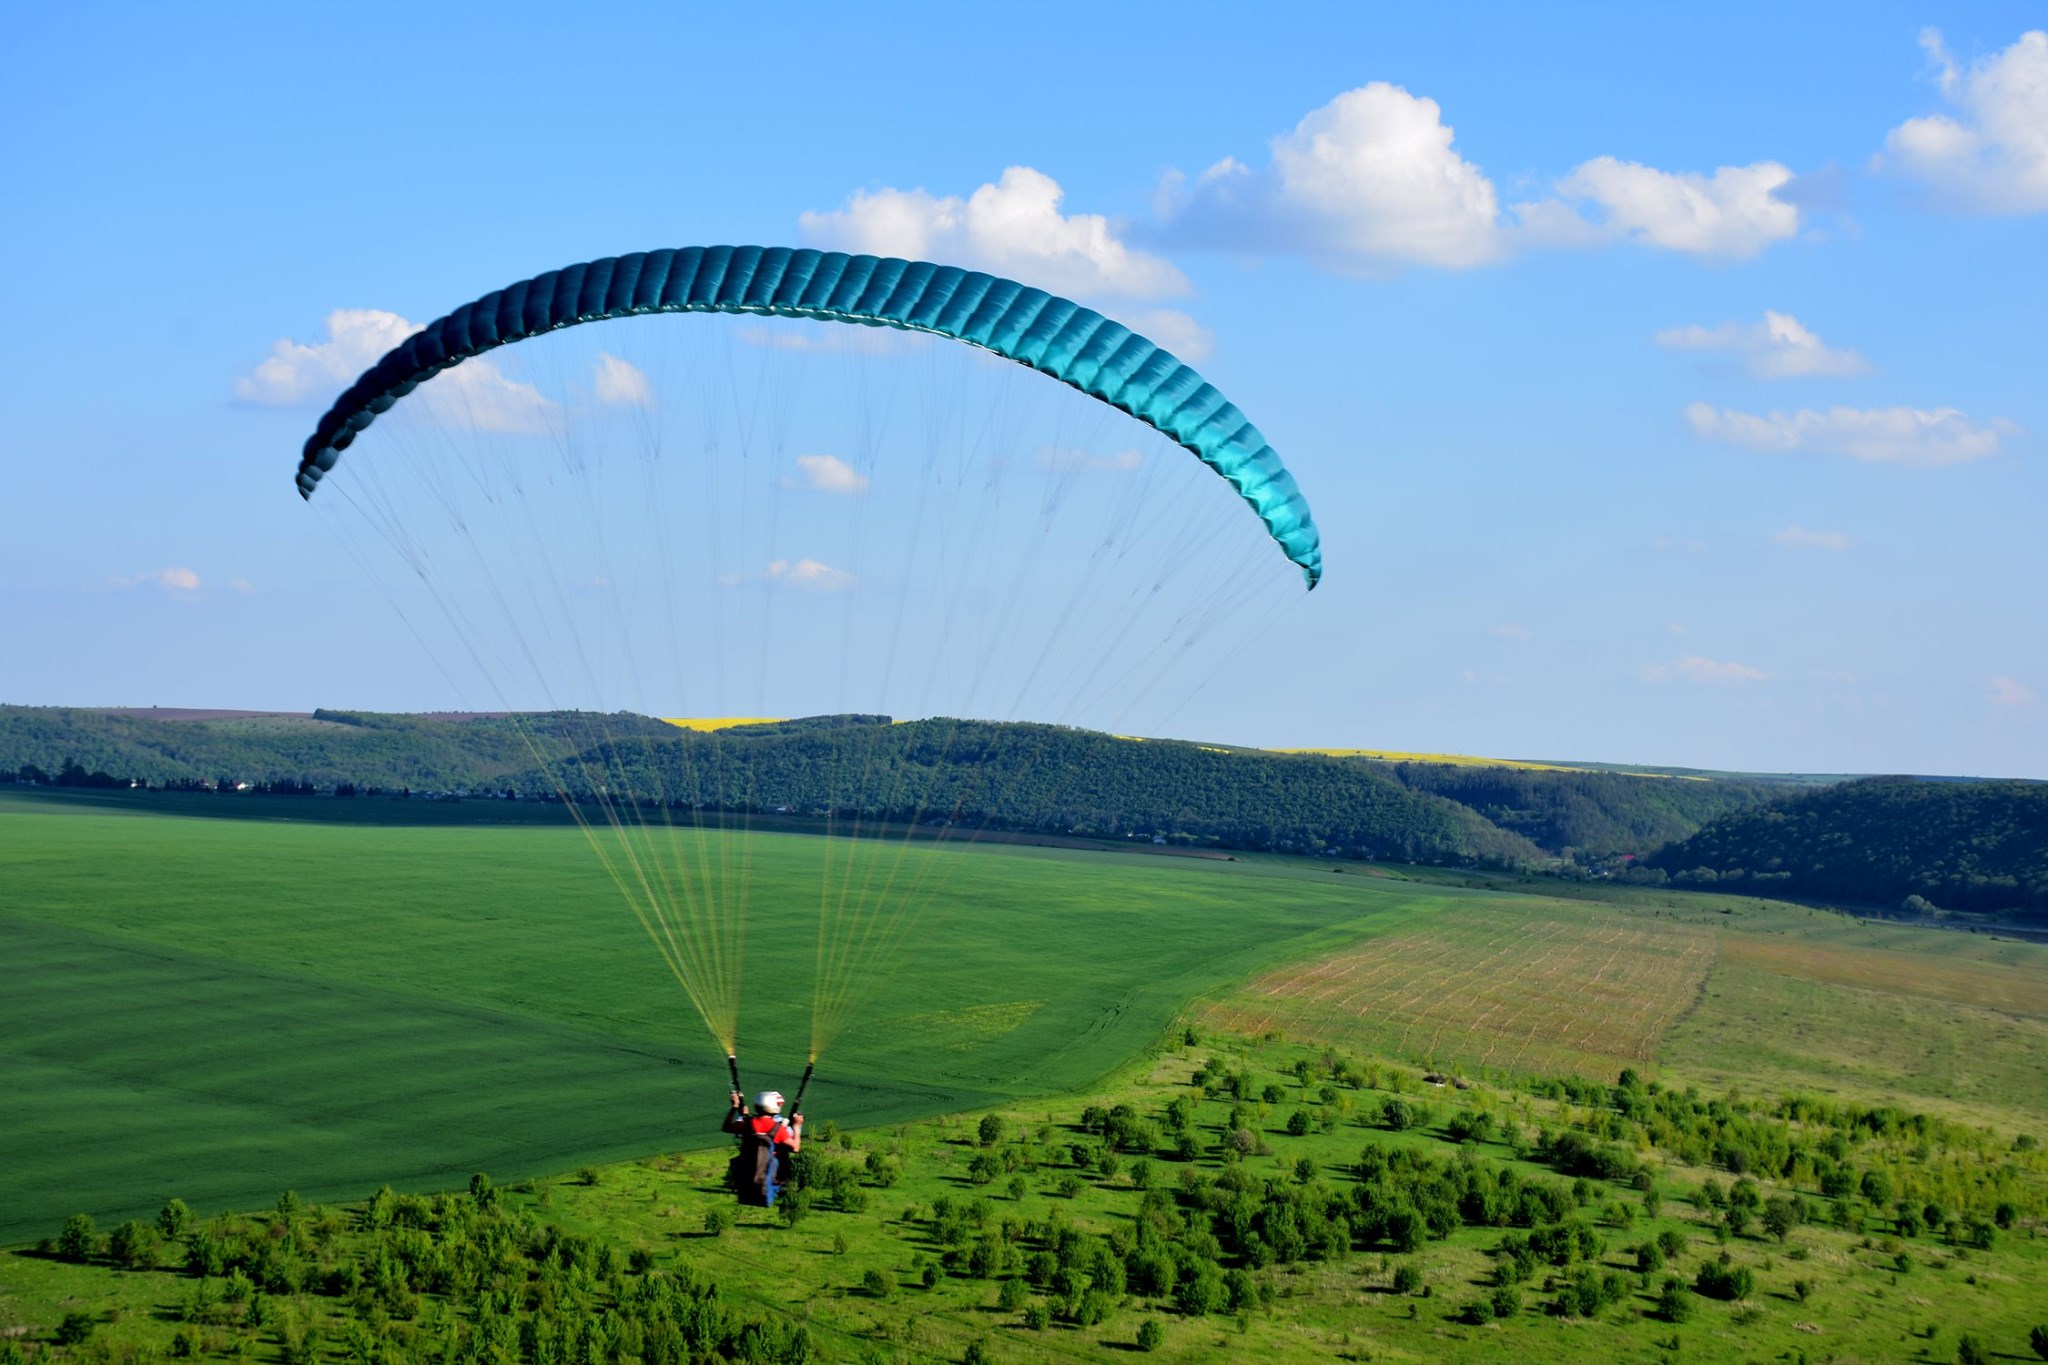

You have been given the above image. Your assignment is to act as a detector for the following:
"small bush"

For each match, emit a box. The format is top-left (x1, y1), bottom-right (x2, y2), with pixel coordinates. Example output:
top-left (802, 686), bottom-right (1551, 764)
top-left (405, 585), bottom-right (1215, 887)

top-left (1022, 1302), bottom-right (1051, 1330)
top-left (56, 1213), bottom-right (96, 1262)
top-left (860, 1268), bottom-right (890, 1299)
top-left (55, 1313), bottom-right (96, 1346)
top-left (776, 1189), bottom-right (813, 1227)
top-left (156, 1199), bottom-right (192, 1241)
top-left (703, 1205), bottom-right (734, 1237)
top-left (1136, 1318), bottom-right (1165, 1352)
top-left (1391, 1263), bottom-right (1422, 1295)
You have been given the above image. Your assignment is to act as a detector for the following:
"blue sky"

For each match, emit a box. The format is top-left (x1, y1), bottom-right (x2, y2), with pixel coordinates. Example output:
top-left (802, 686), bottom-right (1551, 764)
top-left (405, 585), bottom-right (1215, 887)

top-left (3, 2), bottom-right (2043, 776)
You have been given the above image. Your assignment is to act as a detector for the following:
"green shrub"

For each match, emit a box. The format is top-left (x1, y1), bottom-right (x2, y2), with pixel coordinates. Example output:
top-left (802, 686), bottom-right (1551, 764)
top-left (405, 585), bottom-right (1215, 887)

top-left (1136, 1318), bottom-right (1165, 1352)
top-left (108, 1218), bottom-right (162, 1270)
top-left (55, 1313), bottom-right (96, 1346)
top-left (1022, 1302), bottom-right (1051, 1330)
top-left (56, 1213), bottom-right (96, 1261)
top-left (860, 1268), bottom-right (890, 1299)
top-left (1656, 1276), bottom-right (1693, 1323)
top-left (1391, 1263), bottom-right (1422, 1294)
top-left (156, 1198), bottom-right (192, 1240)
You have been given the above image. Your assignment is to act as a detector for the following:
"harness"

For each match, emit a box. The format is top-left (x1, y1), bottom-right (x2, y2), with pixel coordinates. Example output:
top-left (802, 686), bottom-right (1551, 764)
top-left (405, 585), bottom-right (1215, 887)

top-left (728, 1110), bottom-right (795, 1204)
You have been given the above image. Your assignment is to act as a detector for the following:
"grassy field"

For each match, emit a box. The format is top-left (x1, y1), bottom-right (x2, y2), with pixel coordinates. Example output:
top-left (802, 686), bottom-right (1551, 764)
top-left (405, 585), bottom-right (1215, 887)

top-left (1203, 874), bottom-right (2048, 1130)
top-left (4, 1033), bottom-right (2043, 1364)
top-left (0, 790), bottom-right (1442, 1245)
top-left (1204, 896), bottom-right (1719, 1079)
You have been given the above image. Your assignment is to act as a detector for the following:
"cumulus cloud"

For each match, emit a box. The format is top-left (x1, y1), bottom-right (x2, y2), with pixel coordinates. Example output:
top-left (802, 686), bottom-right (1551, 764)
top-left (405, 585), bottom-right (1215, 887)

top-left (802, 166), bottom-right (1187, 298)
top-left (1159, 83), bottom-right (1504, 271)
top-left (1774, 526), bottom-right (1853, 551)
top-left (1488, 623), bottom-right (1531, 640)
top-left (1989, 674), bottom-right (2037, 707)
top-left (109, 567), bottom-right (201, 592)
top-left (1156, 83), bottom-right (1803, 269)
top-left (1638, 655), bottom-right (1769, 686)
top-left (1525, 158), bottom-right (1801, 258)
top-left (1684, 402), bottom-right (2013, 466)
top-left (801, 166), bottom-right (1211, 356)
top-left (1655, 311), bottom-right (1871, 378)
top-left (764, 558), bottom-right (854, 591)
top-left (1882, 29), bottom-right (2048, 213)
top-left (592, 353), bottom-right (651, 406)
top-left (782, 453), bottom-right (869, 495)
top-left (237, 309), bottom-right (552, 432)
top-left (235, 309), bottom-right (417, 406)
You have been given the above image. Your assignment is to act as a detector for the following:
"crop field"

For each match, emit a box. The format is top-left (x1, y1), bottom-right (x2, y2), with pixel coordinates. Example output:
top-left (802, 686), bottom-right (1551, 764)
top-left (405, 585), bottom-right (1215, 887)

top-left (1204, 898), bottom-right (1719, 1078)
top-left (0, 791), bottom-right (1429, 1245)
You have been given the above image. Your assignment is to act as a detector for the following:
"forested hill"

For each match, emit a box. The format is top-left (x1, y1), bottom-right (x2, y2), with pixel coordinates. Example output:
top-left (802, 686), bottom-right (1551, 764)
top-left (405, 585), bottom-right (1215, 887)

top-left (0, 705), bottom-right (1793, 867)
top-left (1375, 762), bottom-right (1780, 857)
top-left (546, 717), bottom-right (1545, 866)
top-left (1647, 776), bottom-right (2048, 916)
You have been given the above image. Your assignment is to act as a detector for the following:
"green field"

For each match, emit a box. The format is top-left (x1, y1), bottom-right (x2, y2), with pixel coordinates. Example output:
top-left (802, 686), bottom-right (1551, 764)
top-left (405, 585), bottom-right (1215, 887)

top-left (0, 790), bottom-right (1450, 1245)
top-left (8, 789), bottom-right (2048, 1362)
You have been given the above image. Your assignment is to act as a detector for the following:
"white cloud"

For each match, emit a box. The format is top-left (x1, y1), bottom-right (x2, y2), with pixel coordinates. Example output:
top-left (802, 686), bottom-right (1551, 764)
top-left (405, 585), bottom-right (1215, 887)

top-left (1883, 29), bottom-right (2048, 213)
top-left (1161, 83), bottom-right (1504, 271)
top-left (1990, 674), bottom-right (2037, 707)
top-left (1530, 158), bottom-right (1801, 258)
top-left (1655, 311), bottom-right (1871, 378)
top-left (1638, 655), bottom-right (1769, 686)
top-left (764, 558), bottom-right (854, 591)
top-left (109, 567), bottom-right (201, 592)
top-left (782, 453), bottom-right (869, 495)
top-left (801, 166), bottom-right (1211, 357)
top-left (227, 578), bottom-right (255, 594)
top-left (1037, 445), bottom-right (1144, 474)
top-left (802, 166), bottom-right (1187, 299)
top-left (592, 353), bottom-right (651, 406)
top-left (1774, 526), bottom-right (1853, 551)
top-left (1684, 402), bottom-right (2013, 466)
top-left (237, 309), bottom-right (552, 433)
top-left (1158, 83), bottom-right (1803, 269)
top-left (235, 309), bottom-right (417, 406)
top-left (1488, 623), bottom-right (1531, 640)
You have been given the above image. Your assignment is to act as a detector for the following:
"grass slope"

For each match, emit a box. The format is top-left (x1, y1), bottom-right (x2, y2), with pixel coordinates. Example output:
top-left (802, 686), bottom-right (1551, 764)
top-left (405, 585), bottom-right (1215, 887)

top-left (5, 1034), bottom-right (2044, 1364)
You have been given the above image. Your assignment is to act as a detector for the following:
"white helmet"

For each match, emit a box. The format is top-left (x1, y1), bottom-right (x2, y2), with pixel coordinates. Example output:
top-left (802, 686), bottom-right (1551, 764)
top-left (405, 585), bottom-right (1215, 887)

top-left (754, 1090), bottom-right (785, 1115)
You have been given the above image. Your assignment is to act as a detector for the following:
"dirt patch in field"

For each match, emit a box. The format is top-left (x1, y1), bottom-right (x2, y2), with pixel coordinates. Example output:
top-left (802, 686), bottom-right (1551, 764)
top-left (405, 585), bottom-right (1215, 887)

top-left (1204, 903), bottom-right (1718, 1078)
top-left (1720, 936), bottom-right (2048, 1019)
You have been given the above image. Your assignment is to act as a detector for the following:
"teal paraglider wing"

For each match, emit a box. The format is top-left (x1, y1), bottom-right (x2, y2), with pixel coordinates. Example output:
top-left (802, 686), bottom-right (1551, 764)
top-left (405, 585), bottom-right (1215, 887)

top-left (296, 247), bottom-right (1321, 586)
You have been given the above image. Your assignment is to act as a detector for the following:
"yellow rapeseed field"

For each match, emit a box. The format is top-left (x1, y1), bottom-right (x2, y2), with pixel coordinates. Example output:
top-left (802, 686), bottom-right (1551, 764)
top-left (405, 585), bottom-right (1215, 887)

top-left (661, 717), bottom-right (784, 732)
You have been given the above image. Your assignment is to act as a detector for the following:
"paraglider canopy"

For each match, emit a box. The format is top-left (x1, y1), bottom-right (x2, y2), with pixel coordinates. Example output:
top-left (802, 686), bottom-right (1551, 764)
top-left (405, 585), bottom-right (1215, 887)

top-left (297, 246), bottom-right (1320, 586)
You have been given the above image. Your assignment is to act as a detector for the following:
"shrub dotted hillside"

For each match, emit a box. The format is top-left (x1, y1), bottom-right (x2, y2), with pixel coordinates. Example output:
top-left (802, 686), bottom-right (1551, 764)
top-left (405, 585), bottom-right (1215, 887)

top-left (8, 1035), bottom-right (2044, 1363)
top-left (1647, 776), bottom-right (2048, 916)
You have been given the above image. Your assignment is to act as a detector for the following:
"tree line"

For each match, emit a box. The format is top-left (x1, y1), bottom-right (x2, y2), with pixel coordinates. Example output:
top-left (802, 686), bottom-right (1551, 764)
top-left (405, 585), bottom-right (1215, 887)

top-left (1646, 776), bottom-right (2048, 916)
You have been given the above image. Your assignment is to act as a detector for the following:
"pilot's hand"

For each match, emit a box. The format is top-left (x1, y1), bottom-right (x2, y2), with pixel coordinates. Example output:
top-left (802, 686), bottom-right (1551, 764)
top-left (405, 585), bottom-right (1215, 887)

top-left (730, 1091), bottom-right (743, 1108)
